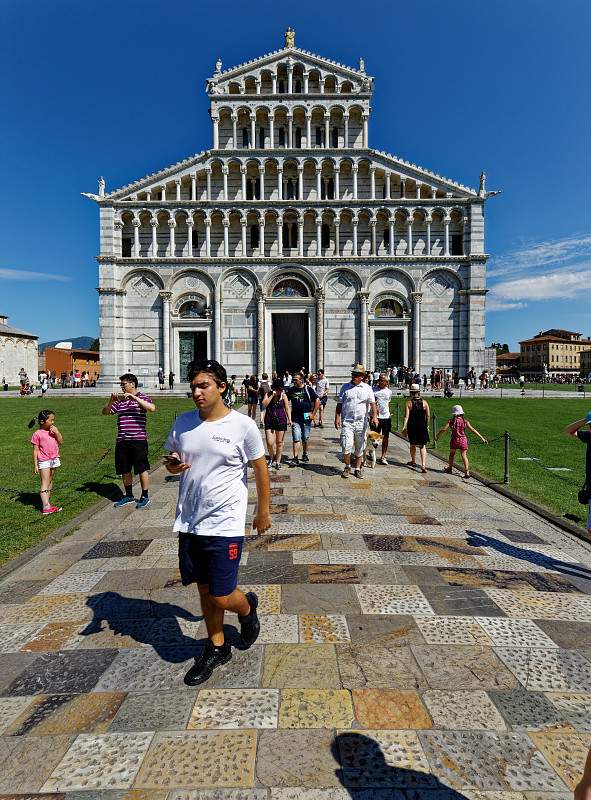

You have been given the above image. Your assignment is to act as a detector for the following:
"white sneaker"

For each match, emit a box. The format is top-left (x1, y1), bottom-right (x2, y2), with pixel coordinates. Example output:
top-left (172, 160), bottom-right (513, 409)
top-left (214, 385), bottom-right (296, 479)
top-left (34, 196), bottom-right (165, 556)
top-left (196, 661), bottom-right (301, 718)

top-left (379, 457), bottom-right (388, 465)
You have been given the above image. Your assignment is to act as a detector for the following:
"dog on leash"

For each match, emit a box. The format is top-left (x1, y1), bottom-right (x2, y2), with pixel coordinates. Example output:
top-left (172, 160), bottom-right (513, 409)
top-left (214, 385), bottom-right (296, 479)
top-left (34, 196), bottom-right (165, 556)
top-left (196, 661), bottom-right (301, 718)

top-left (364, 430), bottom-right (383, 468)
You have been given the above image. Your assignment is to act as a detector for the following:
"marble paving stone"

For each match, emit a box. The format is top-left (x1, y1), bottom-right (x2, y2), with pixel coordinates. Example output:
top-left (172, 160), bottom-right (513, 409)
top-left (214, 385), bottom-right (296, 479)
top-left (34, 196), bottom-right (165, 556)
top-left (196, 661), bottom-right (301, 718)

top-left (355, 585), bottom-right (434, 615)
top-left (168, 791), bottom-right (268, 800)
top-left (422, 690), bottom-right (507, 730)
top-left (81, 540), bottom-right (153, 559)
top-left (110, 690), bottom-right (196, 731)
top-left (142, 538), bottom-right (179, 555)
top-left (0, 623), bottom-right (46, 653)
top-left (353, 565), bottom-right (412, 585)
top-left (21, 622), bottom-right (89, 652)
top-left (38, 573), bottom-right (107, 596)
top-left (281, 584), bottom-right (361, 614)
top-left (484, 589), bottom-right (591, 621)
top-left (93, 647), bottom-right (196, 692)
top-left (75, 618), bottom-right (163, 651)
top-left (256, 729), bottom-right (340, 787)
top-left (64, 558), bottom-right (110, 575)
top-left (292, 551), bottom-right (330, 564)
top-left (419, 586), bottom-right (507, 617)
top-left (362, 535), bottom-right (404, 551)
top-left (87, 568), bottom-right (181, 594)
top-left (0, 696), bottom-right (34, 734)
top-left (545, 693), bottom-right (591, 732)
top-left (0, 734), bottom-right (73, 793)
top-left (338, 643), bottom-right (427, 690)
top-left (278, 689), bottom-right (354, 728)
top-left (247, 534), bottom-right (322, 551)
top-left (475, 618), bottom-right (559, 649)
top-left (345, 614), bottom-right (425, 646)
top-left (0, 595), bottom-right (92, 625)
top-left (438, 568), bottom-right (583, 594)
top-left (262, 644), bottom-right (340, 688)
top-left (336, 729), bottom-right (433, 788)
top-left (536, 620), bottom-right (591, 649)
top-left (188, 689), bottom-right (279, 729)
top-left (488, 689), bottom-right (565, 731)
top-left (237, 564), bottom-right (308, 586)
top-left (411, 645), bottom-right (519, 691)
top-left (239, 585), bottom-right (281, 614)
top-left (308, 565), bottom-right (359, 583)
top-left (0, 580), bottom-right (51, 605)
top-left (198, 646), bottom-right (264, 689)
top-left (351, 689), bottom-right (432, 729)
top-left (413, 616), bottom-right (492, 645)
top-left (3, 649), bottom-right (118, 696)
top-left (327, 551), bottom-right (383, 565)
top-left (269, 790), bottom-right (352, 800)
top-left (381, 552), bottom-right (474, 567)
top-left (252, 615), bottom-right (299, 644)
top-left (528, 731), bottom-right (591, 789)
top-left (42, 732), bottom-right (154, 792)
top-left (494, 647), bottom-right (591, 691)
top-left (5, 691), bottom-right (125, 735)
top-left (134, 730), bottom-right (257, 789)
top-left (499, 530), bottom-right (549, 545)
top-left (0, 652), bottom-right (38, 693)
top-left (398, 565), bottom-right (447, 585)
top-left (299, 614), bottom-right (350, 643)
top-left (320, 534), bottom-right (369, 551)
top-left (419, 730), bottom-right (566, 791)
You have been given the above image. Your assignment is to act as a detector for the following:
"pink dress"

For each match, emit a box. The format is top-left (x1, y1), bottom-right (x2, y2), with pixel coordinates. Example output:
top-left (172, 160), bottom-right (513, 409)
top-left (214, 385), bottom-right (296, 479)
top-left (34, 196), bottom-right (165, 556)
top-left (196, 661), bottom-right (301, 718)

top-left (450, 416), bottom-right (469, 452)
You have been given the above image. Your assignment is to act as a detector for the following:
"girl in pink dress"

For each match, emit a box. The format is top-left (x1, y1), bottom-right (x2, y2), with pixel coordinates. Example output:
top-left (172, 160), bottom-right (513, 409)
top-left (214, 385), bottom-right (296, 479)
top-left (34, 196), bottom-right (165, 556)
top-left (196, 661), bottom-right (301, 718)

top-left (29, 410), bottom-right (64, 514)
top-left (436, 404), bottom-right (487, 479)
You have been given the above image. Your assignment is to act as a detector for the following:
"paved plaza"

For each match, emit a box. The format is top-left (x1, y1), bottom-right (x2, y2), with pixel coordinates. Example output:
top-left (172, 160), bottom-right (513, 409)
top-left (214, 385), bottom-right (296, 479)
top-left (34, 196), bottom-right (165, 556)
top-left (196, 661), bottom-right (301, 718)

top-left (0, 425), bottom-right (591, 796)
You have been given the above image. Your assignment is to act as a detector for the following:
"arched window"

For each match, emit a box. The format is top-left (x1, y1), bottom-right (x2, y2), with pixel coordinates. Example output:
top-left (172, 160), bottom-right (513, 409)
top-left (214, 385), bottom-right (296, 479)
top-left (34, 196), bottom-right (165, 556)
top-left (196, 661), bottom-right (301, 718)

top-left (315, 127), bottom-right (323, 147)
top-left (327, 178), bottom-right (334, 200)
top-left (282, 223), bottom-right (298, 249)
top-left (331, 127), bottom-right (339, 147)
top-left (179, 298), bottom-right (206, 318)
top-left (278, 127), bottom-right (286, 147)
top-left (278, 79), bottom-right (286, 93)
top-left (321, 223), bottom-right (330, 248)
top-left (295, 127), bottom-right (302, 148)
top-left (122, 237), bottom-right (132, 257)
top-left (272, 278), bottom-right (309, 297)
top-left (383, 227), bottom-right (390, 247)
top-left (246, 180), bottom-right (254, 200)
top-left (191, 229), bottom-right (199, 254)
top-left (374, 299), bottom-right (403, 318)
top-left (286, 179), bottom-right (295, 200)
top-left (250, 224), bottom-right (259, 249)
top-left (451, 234), bottom-right (463, 255)
top-left (258, 127), bottom-right (265, 148)
top-left (295, 80), bottom-right (302, 93)
top-left (242, 127), bottom-right (249, 147)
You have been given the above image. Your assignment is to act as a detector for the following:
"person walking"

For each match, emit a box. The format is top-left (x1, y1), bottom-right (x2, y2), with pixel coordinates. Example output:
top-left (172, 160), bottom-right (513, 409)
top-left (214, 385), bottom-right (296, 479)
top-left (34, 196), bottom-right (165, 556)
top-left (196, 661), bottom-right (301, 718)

top-left (158, 366), bottom-right (165, 391)
top-left (101, 373), bottom-right (156, 509)
top-left (335, 363), bottom-right (378, 479)
top-left (313, 368), bottom-right (330, 428)
top-left (168, 371), bottom-right (175, 390)
top-left (287, 372), bottom-right (319, 465)
top-left (39, 372), bottom-right (49, 398)
top-left (29, 409), bottom-right (63, 515)
top-left (163, 358), bottom-right (270, 685)
top-left (246, 375), bottom-right (259, 421)
top-left (401, 383), bottom-right (430, 473)
top-left (564, 412), bottom-right (591, 537)
top-left (373, 373), bottom-right (393, 465)
top-left (262, 379), bottom-right (291, 469)
top-left (258, 373), bottom-right (271, 427)
top-left (436, 403), bottom-right (487, 479)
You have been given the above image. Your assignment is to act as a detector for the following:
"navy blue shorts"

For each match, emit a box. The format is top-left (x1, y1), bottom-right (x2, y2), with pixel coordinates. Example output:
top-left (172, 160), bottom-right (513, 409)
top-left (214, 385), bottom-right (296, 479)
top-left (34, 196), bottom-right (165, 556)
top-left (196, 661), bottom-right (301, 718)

top-left (178, 532), bottom-right (243, 597)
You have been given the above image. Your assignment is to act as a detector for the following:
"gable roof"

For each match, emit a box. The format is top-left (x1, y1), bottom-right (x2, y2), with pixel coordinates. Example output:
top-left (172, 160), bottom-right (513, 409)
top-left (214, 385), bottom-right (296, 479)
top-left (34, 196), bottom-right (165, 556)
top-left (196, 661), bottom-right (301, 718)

top-left (0, 320), bottom-right (37, 339)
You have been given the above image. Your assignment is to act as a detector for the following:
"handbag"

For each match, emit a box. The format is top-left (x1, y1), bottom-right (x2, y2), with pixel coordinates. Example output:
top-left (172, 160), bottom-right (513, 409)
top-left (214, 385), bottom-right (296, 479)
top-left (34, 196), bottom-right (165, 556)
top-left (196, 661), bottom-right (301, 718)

top-left (578, 482), bottom-right (591, 505)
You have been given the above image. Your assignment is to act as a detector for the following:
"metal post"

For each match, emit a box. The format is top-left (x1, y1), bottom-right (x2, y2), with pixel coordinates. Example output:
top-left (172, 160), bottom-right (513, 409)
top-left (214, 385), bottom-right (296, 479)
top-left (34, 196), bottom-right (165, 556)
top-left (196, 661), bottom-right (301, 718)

top-left (432, 413), bottom-right (437, 447)
top-left (503, 430), bottom-right (510, 484)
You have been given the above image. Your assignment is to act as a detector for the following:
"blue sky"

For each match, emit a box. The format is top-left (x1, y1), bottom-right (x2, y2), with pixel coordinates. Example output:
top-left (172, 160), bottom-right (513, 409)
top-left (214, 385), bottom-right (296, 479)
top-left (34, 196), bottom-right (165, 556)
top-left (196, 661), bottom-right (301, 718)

top-left (1, 0), bottom-right (589, 349)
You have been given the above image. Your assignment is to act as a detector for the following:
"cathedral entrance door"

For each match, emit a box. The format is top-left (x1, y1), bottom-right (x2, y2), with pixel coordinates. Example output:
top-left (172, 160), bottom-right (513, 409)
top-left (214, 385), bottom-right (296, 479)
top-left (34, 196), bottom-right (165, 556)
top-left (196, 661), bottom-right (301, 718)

top-left (179, 331), bottom-right (208, 380)
top-left (374, 330), bottom-right (403, 371)
top-left (272, 313), bottom-right (309, 375)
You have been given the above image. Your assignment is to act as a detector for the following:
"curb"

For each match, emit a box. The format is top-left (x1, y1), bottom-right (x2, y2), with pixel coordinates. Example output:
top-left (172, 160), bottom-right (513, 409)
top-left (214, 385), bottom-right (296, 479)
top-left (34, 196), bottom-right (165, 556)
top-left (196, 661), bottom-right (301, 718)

top-left (393, 431), bottom-right (591, 546)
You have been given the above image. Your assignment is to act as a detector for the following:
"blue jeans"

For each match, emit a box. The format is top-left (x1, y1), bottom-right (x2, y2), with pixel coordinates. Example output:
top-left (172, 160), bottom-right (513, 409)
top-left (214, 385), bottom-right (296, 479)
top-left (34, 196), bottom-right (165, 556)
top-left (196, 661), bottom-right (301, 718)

top-left (292, 419), bottom-right (311, 443)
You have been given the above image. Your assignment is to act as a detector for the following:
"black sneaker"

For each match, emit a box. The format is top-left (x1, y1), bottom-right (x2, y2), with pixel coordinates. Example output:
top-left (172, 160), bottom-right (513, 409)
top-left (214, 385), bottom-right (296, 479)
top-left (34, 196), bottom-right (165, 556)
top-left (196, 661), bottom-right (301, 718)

top-left (301, 453), bottom-right (310, 463)
top-left (238, 591), bottom-right (260, 648)
top-left (183, 641), bottom-right (232, 686)
top-left (290, 456), bottom-right (300, 467)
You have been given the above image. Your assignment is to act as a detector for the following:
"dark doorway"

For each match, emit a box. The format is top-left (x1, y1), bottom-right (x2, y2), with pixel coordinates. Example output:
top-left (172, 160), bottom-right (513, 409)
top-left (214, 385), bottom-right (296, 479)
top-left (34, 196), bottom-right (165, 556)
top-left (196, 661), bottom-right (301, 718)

top-left (272, 313), bottom-right (308, 375)
top-left (374, 330), bottom-right (403, 371)
top-left (179, 331), bottom-right (208, 380)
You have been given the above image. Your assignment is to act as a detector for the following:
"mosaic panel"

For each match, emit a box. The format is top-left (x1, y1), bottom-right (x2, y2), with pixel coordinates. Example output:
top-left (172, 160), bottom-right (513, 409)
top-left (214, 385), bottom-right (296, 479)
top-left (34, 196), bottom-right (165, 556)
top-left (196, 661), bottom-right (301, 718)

top-left (188, 689), bottom-right (279, 729)
top-left (0, 623), bottom-right (46, 653)
top-left (355, 585), bottom-right (434, 615)
top-left (351, 689), bottom-right (432, 729)
top-left (81, 540), bottom-right (153, 559)
top-left (198, 645), bottom-right (264, 690)
top-left (5, 691), bottom-right (125, 735)
top-left (278, 689), bottom-right (354, 728)
top-left (239, 585), bottom-right (281, 614)
top-left (292, 551), bottom-right (330, 564)
top-left (307, 565), bottom-right (359, 584)
top-left (93, 647), bottom-right (197, 692)
top-left (0, 696), bottom-right (34, 734)
top-left (38, 573), bottom-right (107, 596)
top-left (484, 589), bottom-right (591, 621)
top-left (422, 690), bottom-right (507, 730)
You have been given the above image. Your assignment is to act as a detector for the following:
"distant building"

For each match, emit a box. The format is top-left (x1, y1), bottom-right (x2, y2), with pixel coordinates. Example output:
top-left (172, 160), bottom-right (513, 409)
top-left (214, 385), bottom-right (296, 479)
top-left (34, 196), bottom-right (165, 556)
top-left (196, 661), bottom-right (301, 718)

top-left (0, 314), bottom-right (38, 383)
top-left (580, 349), bottom-right (591, 379)
top-left (43, 346), bottom-right (100, 381)
top-left (519, 329), bottom-right (591, 376)
top-left (496, 351), bottom-right (520, 378)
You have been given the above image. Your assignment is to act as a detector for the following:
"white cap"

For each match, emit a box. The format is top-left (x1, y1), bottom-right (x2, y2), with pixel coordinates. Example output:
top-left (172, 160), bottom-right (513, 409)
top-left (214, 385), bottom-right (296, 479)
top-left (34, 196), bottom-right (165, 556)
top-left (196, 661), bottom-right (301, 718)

top-left (451, 404), bottom-right (464, 415)
top-left (410, 383), bottom-right (421, 392)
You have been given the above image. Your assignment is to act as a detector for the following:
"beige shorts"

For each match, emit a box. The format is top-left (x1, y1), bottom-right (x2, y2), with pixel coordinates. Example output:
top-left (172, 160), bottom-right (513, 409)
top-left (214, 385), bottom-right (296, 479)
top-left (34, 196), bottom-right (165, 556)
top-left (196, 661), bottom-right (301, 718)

top-left (340, 424), bottom-right (368, 458)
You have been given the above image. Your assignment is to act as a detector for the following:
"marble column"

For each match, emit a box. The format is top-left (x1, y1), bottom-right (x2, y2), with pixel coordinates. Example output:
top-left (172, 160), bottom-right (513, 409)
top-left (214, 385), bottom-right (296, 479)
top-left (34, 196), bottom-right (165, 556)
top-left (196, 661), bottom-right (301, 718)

top-left (298, 218), bottom-right (304, 257)
top-left (232, 114), bottom-right (238, 148)
top-left (334, 219), bottom-right (340, 256)
top-left (241, 219), bottom-right (247, 256)
top-left (150, 218), bottom-right (158, 257)
top-left (411, 292), bottom-right (422, 372)
top-left (344, 114), bottom-right (349, 148)
top-left (358, 291), bottom-right (369, 366)
top-left (223, 217), bottom-right (229, 257)
top-left (370, 219), bottom-right (377, 255)
top-left (222, 166), bottom-right (228, 201)
top-left (316, 166), bottom-right (322, 200)
top-left (132, 218), bottom-right (141, 257)
top-left (426, 213), bottom-right (432, 255)
top-left (297, 164), bottom-right (304, 200)
top-left (205, 218), bottom-right (211, 257)
top-left (352, 164), bottom-right (358, 199)
top-left (352, 218), bottom-right (358, 256)
top-left (324, 114), bottom-right (330, 149)
top-left (287, 113), bottom-right (293, 148)
top-left (315, 288), bottom-right (325, 370)
top-left (256, 288), bottom-right (265, 374)
top-left (159, 291), bottom-right (172, 378)
top-left (269, 113), bottom-right (275, 149)
top-left (444, 215), bottom-right (451, 256)
top-left (212, 116), bottom-right (219, 149)
top-left (241, 166), bottom-right (247, 200)
top-left (316, 215), bottom-right (322, 255)
top-left (186, 216), bottom-right (194, 257)
top-left (306, 113), bottom-right (311, 148)
top-left (214, 288), bottom-right (222, 362)
top-left (362, 114), bottom-right (369, 147)
top-left (168, 219), bottom-right (176, 257)
top-left (389, 217), bottom-right (395, 256)
top-left (250, 114), bottom-right (256, 150)
top-left (206, 168), bottom-right (212, 201)
top-left (259, 165), bottom-right (265, 201)
top-left (406, 217), bottom-right (413, 256)
top-left (191, 173), bottom-right (197, 201)
top-left (259, 217), bottom-right (265, 257)
top-left (277, 216), bottom-right (283, 256)
top-left (175, 179), bottom-right (181, 201)
top-left (334, 165), bottom-right (340, 200)
top-left (370, 167), bottom-right (376, 200)
top-left (384, 171), bottom-right (391, 200)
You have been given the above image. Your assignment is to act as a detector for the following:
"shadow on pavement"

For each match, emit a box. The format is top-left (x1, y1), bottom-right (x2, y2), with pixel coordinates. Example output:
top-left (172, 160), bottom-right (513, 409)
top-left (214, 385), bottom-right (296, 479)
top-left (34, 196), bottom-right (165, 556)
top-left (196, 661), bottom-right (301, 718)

top-left (331, 732), bottom-right (468, 797)
top-left (76, 480), bottom-right (123, 501)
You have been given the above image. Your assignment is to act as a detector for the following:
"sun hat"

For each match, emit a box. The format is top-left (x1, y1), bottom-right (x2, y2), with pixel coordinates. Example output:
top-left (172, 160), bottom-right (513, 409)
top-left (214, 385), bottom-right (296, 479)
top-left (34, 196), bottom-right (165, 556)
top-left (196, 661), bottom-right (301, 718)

top-left (351, 363), bottom-right (365, 374)
top-left (410, 383), bottom-right (421, 392)
top-left (451, 404), bottom-right (464, 415)
top-left (585, 411), bottom-right (591, 424)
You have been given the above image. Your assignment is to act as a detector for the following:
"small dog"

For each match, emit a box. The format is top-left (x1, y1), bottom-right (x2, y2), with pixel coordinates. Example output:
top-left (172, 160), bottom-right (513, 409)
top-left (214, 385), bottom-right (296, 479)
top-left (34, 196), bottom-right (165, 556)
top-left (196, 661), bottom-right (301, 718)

top-left (364, 430), bottom-right (383, 468)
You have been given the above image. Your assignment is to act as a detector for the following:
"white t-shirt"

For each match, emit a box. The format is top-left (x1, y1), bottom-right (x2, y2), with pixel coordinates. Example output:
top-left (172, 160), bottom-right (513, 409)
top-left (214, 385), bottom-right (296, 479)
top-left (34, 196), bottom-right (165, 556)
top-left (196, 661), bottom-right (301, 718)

top-left (373, 387), bottom-right (392, 419)
top-left (314, 377), bottom-right (330, 397)
top-left (164, 409), bottom-right (265, 537)
top-left (338, 381), bottom-right (375, 425)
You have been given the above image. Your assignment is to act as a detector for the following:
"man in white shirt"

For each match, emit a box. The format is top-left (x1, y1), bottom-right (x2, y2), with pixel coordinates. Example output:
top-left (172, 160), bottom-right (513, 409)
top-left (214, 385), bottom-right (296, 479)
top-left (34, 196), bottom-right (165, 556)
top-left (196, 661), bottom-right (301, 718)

top-left (373, 373), bottom-right (393, 465)
top-left (164, 358), bottom-right (271, 685)
top-left (313, 368), bottom-right (330, 428)
top-left (335, 363), bottom-right (378, 479)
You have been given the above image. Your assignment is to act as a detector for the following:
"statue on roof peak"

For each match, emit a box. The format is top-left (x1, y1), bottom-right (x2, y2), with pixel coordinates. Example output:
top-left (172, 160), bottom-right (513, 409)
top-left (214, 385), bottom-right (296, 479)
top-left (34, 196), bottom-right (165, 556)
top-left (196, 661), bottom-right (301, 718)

top-left (98, 176), bottom-right (105, 197)
top-left (479, 171), bottom-right (486, 196)
top-left (285, 27), bottom-right (295, 48)
top-left (359, 57), bottom-right (365, 73)
top-left (214, 58), bottom-right (222, 74)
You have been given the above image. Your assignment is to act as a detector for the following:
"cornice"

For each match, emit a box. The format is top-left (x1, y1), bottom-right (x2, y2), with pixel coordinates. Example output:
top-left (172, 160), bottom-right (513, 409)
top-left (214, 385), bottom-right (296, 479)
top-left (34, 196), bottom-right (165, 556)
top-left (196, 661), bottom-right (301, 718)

top-left (96, 254), bottom-right (482, 266)
top-left (109, 199), bottom-right (474, 211)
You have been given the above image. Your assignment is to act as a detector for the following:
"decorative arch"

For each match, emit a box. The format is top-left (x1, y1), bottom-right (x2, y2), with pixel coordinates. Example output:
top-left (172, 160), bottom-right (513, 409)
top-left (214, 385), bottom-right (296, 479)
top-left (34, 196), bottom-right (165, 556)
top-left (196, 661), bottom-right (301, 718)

top-left (365, 267), bottom-right (416, 294)
top-left (420, 267), bottom-right (463, 293)
top-left (264, 265), bottom-right (318, 297)
top-left (166, 267), bottom-right (215, 294)
top-left (371, 292), bottom-right (410, 317)
top-left (121, 268), bottom-right (164, 292)
top-left (174, 293), bottom-right (209, 318)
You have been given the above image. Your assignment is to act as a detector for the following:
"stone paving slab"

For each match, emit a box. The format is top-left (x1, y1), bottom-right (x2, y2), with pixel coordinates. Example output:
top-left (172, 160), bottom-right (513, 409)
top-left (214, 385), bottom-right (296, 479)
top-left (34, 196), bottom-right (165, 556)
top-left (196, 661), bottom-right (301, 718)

top-left (1, 423), bottom-right (591, 794)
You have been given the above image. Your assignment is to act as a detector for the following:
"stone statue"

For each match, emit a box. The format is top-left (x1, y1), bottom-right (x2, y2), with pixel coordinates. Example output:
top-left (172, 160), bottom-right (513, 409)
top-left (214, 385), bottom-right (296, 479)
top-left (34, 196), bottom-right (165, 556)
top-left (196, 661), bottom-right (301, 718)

top-left (98, 176), bottom-right (105, 197)
top-left (479, 171), bottom-right (486, 195)
top-left (215, 58), bottom-right (222, 74)
top-left (358, 57), bottom-right (365, 72)
top-left (207, 80), bottom-right (220, 94)
top-left (285, 27), bottom-right (295, 48)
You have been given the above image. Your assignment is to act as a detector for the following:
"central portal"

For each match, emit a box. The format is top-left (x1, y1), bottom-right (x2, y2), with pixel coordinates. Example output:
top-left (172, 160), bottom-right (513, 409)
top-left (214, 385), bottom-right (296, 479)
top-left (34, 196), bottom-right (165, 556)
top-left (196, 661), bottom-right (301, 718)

top-left (272, 313), bottom-right (309, 375)
top-left (179, 331), bottom-right (208, 380)
top-left (374, 330), bottom-right (404, 371)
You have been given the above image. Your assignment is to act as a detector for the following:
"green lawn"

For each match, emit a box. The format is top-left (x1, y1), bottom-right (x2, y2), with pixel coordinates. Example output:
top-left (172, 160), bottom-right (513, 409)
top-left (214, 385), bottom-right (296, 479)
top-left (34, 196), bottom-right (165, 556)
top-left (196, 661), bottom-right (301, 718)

top-left (0, 396), bottom-right (195, 564)
top-left (391, 396), bottom-right (591, 528)
top-left (499, 383), bottom-right (590, 393)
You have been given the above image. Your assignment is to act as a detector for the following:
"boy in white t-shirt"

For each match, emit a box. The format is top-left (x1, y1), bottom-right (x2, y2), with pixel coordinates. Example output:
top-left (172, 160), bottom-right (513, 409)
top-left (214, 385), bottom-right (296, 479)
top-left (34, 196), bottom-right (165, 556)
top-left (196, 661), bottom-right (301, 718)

top-left (164, 359), bottom-right (271, 685)
top-left (373, 373), bottom-right (393, 464)
top-left (335, 363), bottom-right (378, 479)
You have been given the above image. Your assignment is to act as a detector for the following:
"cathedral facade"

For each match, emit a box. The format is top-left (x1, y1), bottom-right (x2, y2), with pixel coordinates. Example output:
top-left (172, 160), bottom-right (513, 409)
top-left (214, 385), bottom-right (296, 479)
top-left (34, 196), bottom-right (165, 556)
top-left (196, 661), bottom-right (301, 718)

top-left (89, 31), bottom-right (491, 388)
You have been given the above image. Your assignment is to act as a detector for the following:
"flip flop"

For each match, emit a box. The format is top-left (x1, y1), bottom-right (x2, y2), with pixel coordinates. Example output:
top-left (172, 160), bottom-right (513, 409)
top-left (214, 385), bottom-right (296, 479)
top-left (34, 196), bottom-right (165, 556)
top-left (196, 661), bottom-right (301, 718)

top-left (443, 466), bottom-right (453, 474)
top-left (406, 461), bottom-right (416, 467)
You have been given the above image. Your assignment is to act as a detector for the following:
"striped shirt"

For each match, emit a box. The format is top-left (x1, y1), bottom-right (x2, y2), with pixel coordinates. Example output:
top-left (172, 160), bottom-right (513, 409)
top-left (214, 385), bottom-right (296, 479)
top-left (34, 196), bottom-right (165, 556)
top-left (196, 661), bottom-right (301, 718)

top-left (111, 392), bottom-right (152, 441)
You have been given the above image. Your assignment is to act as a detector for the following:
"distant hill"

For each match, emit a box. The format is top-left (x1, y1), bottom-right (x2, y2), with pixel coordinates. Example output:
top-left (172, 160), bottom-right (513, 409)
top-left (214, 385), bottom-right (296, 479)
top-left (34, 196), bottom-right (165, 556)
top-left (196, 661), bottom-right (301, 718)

top-left (39, 336), bottom-right (96, 353)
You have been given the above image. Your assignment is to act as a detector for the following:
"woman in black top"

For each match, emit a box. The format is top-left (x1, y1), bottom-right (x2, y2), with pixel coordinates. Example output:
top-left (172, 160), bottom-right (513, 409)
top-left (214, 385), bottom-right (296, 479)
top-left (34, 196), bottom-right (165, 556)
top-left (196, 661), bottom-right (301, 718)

top-left (401, 384), bottom-right (430, 473)
top-left (246, 375), bottom-right (259, 421)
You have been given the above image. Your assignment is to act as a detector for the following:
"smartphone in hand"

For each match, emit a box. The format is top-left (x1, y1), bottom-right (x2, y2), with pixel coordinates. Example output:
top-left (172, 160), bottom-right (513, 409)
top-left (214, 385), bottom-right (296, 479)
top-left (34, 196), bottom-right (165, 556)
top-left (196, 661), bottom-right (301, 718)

top-left (162, 455), bottom-right (182, 467)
